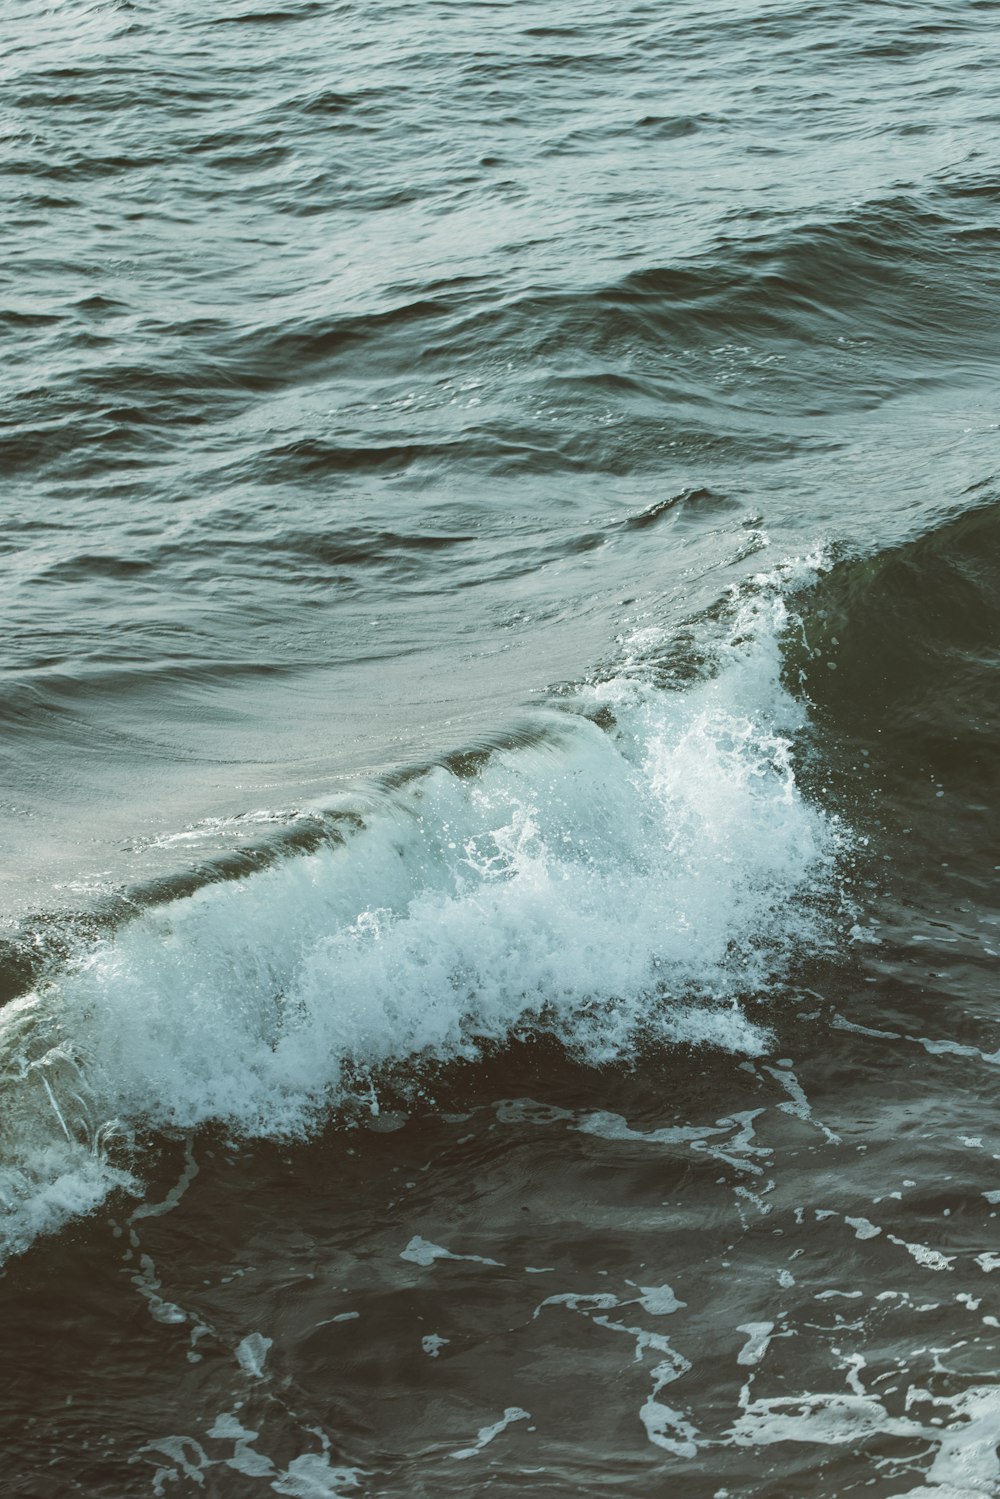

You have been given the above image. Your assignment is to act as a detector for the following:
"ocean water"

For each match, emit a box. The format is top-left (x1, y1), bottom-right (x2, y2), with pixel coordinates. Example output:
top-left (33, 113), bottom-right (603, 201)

top-left (3, 0), bottom-right (1000, 1492)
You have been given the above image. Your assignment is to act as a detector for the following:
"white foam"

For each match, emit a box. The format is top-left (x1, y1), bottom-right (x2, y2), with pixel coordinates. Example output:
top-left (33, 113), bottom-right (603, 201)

top-left (591, 1312), bottom-right (687, 1365)
top-left (736, 1322), bottom-right (775, 1366)
top-left (270, 1454), bottom-right (361, 1495)
top-left (637, 1284), bottom-right (685, 1315)
top-left (235, 1332), bottom-right (272, 1379)
top-left (762, 1064), bottom-right (840, 1145)
top-left (450, 1407), bottom-right (530, 1461)
top-left (732, 1382), bottom-right (1000, 1496)
top-left (534, 1291), bottom-right (622, 1318)
top-left (640, 1359), bottom-right (699, 1458)
top-left (138, 1425), bottom-right (361, 1496)
top-left (577, 1109), bottom-right (771, 1178)
top-left (0, 563), bottom-right (846, 1261)
top-left (400, 1235), bottom-right (501, 1269)
top-left (887, 1237), bottom-right (955, 1273)
top-left (845, 1216), bottom-right (881, 1241)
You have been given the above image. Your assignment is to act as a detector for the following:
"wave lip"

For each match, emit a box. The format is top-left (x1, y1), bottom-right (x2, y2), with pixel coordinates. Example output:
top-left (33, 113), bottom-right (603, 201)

top-left (0, 563), bottom-right (847, 1263)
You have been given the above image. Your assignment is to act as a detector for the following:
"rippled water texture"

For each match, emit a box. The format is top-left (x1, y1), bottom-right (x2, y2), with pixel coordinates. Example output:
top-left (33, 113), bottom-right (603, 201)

top-left (3, 0), bottom-right (1000, 1494)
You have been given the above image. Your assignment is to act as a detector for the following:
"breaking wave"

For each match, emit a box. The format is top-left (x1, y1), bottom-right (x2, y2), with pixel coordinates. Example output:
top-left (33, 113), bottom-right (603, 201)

top-left (0, 564), bottom-right (849, 1261)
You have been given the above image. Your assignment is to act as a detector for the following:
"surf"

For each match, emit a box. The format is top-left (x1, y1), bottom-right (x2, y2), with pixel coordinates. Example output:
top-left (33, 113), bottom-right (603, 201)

top-left (0, 560), bottom-right (848, 1263)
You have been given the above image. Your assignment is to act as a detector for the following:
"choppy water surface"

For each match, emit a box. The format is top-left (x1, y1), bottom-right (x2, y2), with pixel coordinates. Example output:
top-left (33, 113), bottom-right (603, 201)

top-left (3, 0), bottom-right (1000, 1493)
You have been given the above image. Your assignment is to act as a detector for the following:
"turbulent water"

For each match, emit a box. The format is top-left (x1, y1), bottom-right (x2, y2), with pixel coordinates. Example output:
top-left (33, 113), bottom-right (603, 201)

top-left (3, 0), bottom-right (1000, 1493)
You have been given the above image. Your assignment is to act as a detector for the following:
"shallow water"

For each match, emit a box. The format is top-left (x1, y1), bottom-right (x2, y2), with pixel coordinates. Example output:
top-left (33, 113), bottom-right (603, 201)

top-left (3, 0), bottom-right (1000, 1493)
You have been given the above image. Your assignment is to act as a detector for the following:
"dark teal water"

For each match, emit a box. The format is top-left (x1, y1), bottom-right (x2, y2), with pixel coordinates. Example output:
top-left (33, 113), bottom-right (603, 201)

top-left (3, 1), bottom-right (1000, 1494)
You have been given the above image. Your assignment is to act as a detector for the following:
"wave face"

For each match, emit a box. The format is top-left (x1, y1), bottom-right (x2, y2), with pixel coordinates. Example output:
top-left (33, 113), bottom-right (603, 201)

top-left (0, 572), bottom-right (843, 1261)
top-left (796, 494), bottom-right (1000, 750)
